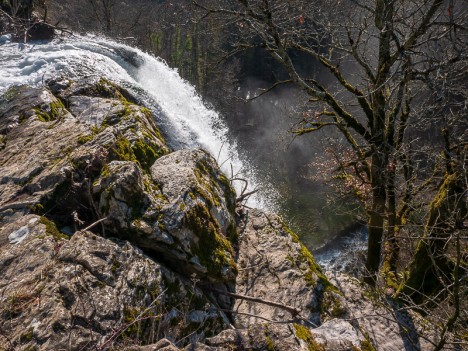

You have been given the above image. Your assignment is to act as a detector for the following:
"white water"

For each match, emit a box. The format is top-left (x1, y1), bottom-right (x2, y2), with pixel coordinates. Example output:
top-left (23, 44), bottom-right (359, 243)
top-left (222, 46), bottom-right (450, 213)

top-left (0, 35), bottom-right (276, 209)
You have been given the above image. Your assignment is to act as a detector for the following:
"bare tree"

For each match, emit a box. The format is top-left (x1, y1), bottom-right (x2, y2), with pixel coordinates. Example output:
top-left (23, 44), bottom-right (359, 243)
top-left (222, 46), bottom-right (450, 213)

top-left (194, 0), bottom-right (467, 287)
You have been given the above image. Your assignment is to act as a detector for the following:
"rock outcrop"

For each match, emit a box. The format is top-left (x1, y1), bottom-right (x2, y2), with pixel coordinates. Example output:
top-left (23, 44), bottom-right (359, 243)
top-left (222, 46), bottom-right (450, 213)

top-left (233, 209), bottom-right (338, 327)
top-left (0, 216), bottom-right (229, 350)
top-left (0, 79), bottom-right (440, 351)
top-left (0, 78), bottom-right (236, 349)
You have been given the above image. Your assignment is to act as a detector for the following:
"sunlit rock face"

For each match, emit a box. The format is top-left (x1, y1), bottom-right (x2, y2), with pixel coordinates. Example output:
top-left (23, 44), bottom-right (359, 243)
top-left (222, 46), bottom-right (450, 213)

top-left (0, 216), bottom-right (230, 349)
top-left (0, 79), bottom-right (235, 348)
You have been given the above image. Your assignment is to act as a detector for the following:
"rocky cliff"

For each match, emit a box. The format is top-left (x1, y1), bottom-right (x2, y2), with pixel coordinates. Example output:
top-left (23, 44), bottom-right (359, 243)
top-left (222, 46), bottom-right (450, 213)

top-left (0, 78), bottom-right (436, 350)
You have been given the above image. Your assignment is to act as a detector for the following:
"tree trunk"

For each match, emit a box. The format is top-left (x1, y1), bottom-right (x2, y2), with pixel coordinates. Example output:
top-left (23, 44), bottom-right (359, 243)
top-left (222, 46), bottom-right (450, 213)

top-left (381, 166), bottom-right (400, 289)
top-left (397, 170), bottom-right (466, 303)
top-left (364, 152), bottom-right (387, 285)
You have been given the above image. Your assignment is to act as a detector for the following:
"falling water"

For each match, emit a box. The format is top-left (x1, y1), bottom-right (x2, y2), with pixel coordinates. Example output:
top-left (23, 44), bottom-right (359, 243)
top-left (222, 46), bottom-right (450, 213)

top-left (0, 34), bottom-right (277, 209)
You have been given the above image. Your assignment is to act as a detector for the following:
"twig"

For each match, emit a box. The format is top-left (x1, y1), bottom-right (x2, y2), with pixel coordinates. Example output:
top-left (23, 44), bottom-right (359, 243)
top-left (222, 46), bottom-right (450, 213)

top-left (205, 287), bottom-right (301, 317)
top-left (236, 189), bottom-right (258, 203)
top-left (80, 217), bottom-right (108, 232)
top-left (248, 79), bottom-right (294, 102)
top-left (97, 289), bottom-right (167, 350)
top-left (216, 307), bottom-right (293, 324)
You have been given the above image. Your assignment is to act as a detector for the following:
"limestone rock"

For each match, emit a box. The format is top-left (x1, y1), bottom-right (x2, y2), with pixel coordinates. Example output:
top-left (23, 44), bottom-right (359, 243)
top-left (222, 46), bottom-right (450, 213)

top-left (233, 209), bottom-right (339, 327)
top-left (202, 324), bottom-right (301, 351)
top-left (0, 80), bottom-right (168, 229)
top-left (0, 85), bottom-right (86, 224)
top-left (310, 319), bottom-right (363, 350)
top-left (325, 272), bottom-right (435, 351)
top-left (0, 79), bottom-right (236, 347)
top-left (0, 215), bottom-right (229, 350)
top-left (149, 149), bottom-right (237, 282)
top-left (125, 338), bottom-right (181, 351)
top-left (93, 148), bottom-right (238, 284)
top-left (0, 78), bottom-right (442, 351)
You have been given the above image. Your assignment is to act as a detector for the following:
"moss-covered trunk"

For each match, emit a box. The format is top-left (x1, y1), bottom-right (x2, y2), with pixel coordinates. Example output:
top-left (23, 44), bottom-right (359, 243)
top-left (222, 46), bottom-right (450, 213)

top-left (381, 166), bottom-right (400, 289)
top-left (398, 169), bottom-right (466, 303)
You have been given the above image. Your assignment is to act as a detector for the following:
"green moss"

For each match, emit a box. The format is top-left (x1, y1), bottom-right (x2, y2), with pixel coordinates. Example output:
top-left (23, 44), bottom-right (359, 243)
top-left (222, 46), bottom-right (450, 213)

top-left (116, 101), bottom-right (132, 119)
top-left (266, 334), bottom-right (275, 350)
top-left (218, 173), bottom-right (236, 214)
top-left (264, 324), bottom-right (276, 351)
top-left (101, 164), bottom-right (111, 177)
top-left (193, 166), bottom-right (220, 208)
top-left (226, 220), bottom-right (239, 245)
top-left (293, 323), bottom-right (325, 351)
top-left (77, 133), bottom-right (94, 145)
top-left (34, 108), bottom-right (50, 122)
top-left (92, 78), bottom-right (122, 99)
top-left (29, 203), bottom-right (44, 215)
top-left (19, 328), bottom-right (34, 343)
top-left (90, 123), bottom-right (107, 135)
top-left (140, 107), bottom-right (152, 116)
top-left (111, 258), bottom-right (121, 274)
top-left (282, 221), bottom-right (342, 319)
top-left (121, 297), bottom-right (160, 342)
top-left (132, 138), bottom-right (164, 172)
top-left (112, 135), bottom-right (137, 162)
top-left (185, 204), bottom-right (237, 279)
top-left (140, 109), bottom-right (166, 144)
top-left (193, 159), bottom-right (236, 216)
top-left (321, 292), bottom-right (346, 318)
top-left (0, 135), bottom-right (6, 151)
top-left (0, 85), bottom-right (21, 104)
top-left (35, 99), bottom-right (66, 122)
top-left (39, 217), bottom-right (69, 241)
top-left (122, 306), bottom-right (142, 339)
top-left (18, 114), bottom-right (28, 124)
top-left (381, 259), bottom-right (399, 291)
top-left (111, 135), bottom-right (164, 174)
top-left (359, 334), bottom-right (376, 351)
top-left (157, 213), bottom-right (167, 231)
top-left (2, 293), bottom-right (29, 319)
top-left (178, 202), bottom-right (186, 211)
top-left (284, 220), bottom-right (333, 290)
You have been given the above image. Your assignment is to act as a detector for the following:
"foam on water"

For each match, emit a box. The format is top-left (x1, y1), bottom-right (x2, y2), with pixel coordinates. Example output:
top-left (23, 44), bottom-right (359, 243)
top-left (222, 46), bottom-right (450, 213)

top-left (0, 35), bottom-right (276, 209)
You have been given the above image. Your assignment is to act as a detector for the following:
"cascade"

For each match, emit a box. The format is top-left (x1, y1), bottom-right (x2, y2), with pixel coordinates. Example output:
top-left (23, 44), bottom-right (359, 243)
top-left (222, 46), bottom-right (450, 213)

top-left (0, 35), bottom-right (276, 209)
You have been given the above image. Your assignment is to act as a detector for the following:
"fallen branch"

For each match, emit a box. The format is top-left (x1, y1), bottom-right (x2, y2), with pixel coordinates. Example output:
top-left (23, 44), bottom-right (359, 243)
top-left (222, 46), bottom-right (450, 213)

top-left (205, 287), bottom-right (301, 317)
top-left (236, 189), bottom-right (258, 203)
top-left (216, 307), bottom-right (293, 324)
top-left (80, 217), bottom-right (108, 232)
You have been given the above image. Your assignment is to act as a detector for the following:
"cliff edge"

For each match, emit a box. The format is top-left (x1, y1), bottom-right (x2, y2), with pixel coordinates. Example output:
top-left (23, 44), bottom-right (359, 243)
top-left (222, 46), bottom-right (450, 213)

top-left (0, 79), bottom-right (435, 351)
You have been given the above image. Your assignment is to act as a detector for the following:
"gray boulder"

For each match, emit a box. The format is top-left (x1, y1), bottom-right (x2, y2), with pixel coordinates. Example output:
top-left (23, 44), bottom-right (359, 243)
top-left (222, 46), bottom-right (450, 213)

top-left (0, 215), bottom-right (229, 350)
top-left (94, 148), bottom-right (238, 284)
top-left (233, 209), bottom-right (341, 327)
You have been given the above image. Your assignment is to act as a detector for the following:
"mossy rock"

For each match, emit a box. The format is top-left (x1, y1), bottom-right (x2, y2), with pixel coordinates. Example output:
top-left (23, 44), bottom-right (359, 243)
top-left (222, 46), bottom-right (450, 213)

top-left (293, 324), bottom-right (326, 351)
top-left (185, 203), bottom-right (237, 281)
top-left (34, 99), bottom-right (67, 122)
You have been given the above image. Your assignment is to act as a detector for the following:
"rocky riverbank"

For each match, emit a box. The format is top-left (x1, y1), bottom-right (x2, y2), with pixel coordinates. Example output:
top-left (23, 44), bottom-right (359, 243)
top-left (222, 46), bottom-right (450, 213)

top-left (0, 78), bottom-right (436, 350)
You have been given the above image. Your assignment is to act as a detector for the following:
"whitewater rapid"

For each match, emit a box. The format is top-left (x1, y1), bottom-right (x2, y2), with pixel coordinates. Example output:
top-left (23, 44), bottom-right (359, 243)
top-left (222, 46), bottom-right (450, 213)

top-left (0, 34), bottom-right (275, 209)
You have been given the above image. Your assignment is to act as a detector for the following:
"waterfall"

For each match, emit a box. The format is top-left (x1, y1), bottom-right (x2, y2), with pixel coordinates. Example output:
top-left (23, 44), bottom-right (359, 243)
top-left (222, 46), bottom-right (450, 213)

top-left (0, 35), bottom-right (277, 209)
